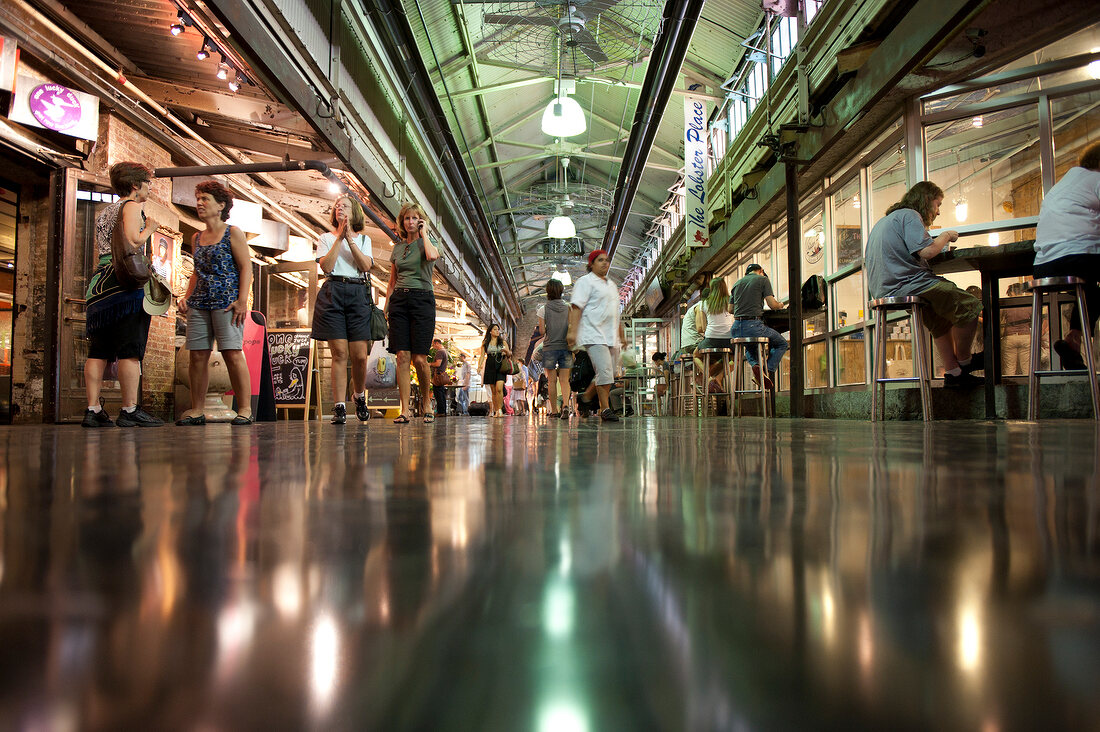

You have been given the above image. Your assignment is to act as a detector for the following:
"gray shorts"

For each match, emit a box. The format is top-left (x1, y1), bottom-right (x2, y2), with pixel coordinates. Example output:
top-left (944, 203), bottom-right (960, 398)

top-left (187, 307), bottom-right (245, 351)
top-left (585, 344), bottom-right (619, 386)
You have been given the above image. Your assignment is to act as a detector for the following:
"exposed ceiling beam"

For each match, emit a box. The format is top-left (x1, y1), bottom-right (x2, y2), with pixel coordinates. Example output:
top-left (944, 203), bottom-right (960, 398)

top-left (200, 126), bottom-right (333, 161)
top-left (580, 76), bottom-right (724, 102)
top-left (473, 150), bottom-right (678, 173)
top-left (447, 76), bottom-right (552, 100)
top-left (128, 77), bottom-right (318, 136)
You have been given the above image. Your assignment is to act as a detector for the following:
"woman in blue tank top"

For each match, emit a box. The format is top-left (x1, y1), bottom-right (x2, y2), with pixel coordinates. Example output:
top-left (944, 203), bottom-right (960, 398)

top-left (177, 180), bottom-right (254, 425)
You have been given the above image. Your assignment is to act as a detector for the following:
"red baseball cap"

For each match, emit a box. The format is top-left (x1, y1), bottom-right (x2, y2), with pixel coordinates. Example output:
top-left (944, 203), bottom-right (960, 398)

top-left (588, 249), bottom-right (607, 267)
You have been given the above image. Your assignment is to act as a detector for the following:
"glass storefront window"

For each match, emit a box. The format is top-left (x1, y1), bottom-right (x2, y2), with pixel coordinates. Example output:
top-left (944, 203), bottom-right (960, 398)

top-left (869, 143), bottom-right (908, 224)
top-left (774, 232), bottom-right (789, 301)
top-left (836, 334), bottom-right (866, 386)
top-left (805, 341), bottom-right (828, 388)
top-left (831, 177), bottom-right (863, 270)
top-left (833, 271), bottom-right (865, 329)
top-left (1053, 88), bottom-right (1100, 178)
top-left (925, 105), bottom-right (1041, 226)
top-left (800, 204), bottom-right (825, 280)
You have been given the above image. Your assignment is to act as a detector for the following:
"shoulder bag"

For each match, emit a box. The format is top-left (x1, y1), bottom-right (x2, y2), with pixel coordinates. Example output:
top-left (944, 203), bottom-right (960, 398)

top-left (112, 201), bottom-right (152, 290)
top-left (497, 353), bottom-right (516, 376)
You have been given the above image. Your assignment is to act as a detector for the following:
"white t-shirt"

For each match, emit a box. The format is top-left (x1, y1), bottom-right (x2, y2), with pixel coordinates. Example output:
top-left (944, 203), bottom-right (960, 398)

top-left (571, 271), bottom-right (620, 347)
top-left (457, 362), bottom-right (470, 387)
top-left (316, 232), bottom-right (373, 278)
top-left (1034, 166), bottom-right (1100, 266)
top-left (703, 302), bottom-right (733, 338)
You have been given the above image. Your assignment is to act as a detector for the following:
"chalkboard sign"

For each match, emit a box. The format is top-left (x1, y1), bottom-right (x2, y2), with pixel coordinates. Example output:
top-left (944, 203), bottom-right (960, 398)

top-left (266, 329), bottom-right (312, 407)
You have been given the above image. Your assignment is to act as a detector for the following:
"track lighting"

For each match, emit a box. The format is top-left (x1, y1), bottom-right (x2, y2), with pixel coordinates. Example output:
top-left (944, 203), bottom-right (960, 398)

top-left (196, 39), bottom-right (211, 61)
top-left (216, 55), bottom-right (230, 80)
top-left (170, 11), bottom-right (190, 36)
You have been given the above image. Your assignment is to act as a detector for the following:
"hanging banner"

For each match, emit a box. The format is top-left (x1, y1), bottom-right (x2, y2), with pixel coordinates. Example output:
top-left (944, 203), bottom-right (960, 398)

top-left (684, 94), bottom-right (710, 249)
top-left (8, 74), bottom-right (100, 141)
top-left (0, 37), bottom-right (17, 92)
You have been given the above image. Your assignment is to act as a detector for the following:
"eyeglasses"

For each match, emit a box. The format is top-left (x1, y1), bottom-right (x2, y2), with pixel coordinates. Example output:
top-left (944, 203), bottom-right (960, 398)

top-left (403, 243), bottom-right (412, 259)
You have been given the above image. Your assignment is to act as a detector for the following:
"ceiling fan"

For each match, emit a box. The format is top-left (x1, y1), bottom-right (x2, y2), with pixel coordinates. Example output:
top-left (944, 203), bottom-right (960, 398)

top-left (478, 0), bottom-right (624, 64)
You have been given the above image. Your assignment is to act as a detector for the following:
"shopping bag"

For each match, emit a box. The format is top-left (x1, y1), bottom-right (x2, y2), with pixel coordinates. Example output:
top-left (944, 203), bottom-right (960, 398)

top-left (365, 340), bottom-right (396, 389)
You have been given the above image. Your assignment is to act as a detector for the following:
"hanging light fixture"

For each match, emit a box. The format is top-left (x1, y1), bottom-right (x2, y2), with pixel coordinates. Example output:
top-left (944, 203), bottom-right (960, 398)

top-left (550, 271), bottom-right (572, 286)
top-left (541, 96), bottom-right (586, 138)
top-left (954, 197), bottom-right (968, 222)
top-left (547, 157), bottom-right (576, 238)
top-left (541, 77), bottom-right (585, 138)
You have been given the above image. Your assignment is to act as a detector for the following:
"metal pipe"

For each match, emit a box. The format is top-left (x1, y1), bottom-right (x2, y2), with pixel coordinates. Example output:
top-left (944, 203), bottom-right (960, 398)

top-left (785, 160), bottom-right (803, 418)
top-left (603, 0), bottom-right (706, 261)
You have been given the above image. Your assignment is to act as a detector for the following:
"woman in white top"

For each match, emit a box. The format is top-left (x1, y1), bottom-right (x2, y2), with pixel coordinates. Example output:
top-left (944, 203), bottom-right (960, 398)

top-left (1032, 141), bottom-right (1100, 370)
top-left (310, 195), bottom-right (375, 424)
top-left (695, 278), bottom-right (734, 386)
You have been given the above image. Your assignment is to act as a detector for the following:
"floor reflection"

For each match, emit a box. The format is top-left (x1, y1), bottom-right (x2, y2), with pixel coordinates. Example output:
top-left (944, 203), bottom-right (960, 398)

top-left (0, 419), bottom-right (1096, 730)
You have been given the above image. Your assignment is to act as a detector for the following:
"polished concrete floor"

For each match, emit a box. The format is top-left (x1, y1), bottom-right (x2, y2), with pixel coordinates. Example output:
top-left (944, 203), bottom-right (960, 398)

top-left (0, 415), bottom-right (1098, 731)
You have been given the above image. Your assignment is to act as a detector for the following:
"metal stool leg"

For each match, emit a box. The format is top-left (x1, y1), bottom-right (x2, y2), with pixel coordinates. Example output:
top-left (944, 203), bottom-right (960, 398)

top-left (1028, 287), bottom-right (1043, 420)
top-left (759, 342), bottom-right (771, 417)
top-left (733, 344), bottom-right (745, 417)
top-left (912, 305), bottom-right (932, 422)
top-left (871, 309), bottom-right (884, 421)
top-left (1075, 284), bottom-right (1100, 420)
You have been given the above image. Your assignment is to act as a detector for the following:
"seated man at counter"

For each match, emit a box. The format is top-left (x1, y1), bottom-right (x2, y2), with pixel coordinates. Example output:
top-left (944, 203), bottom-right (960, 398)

top-left (865, 181), bottom-right (984, 387)
top-left (1032, 140), bottom-right (1100, 371)
top-left (729, 263), bottom-right (789, 388)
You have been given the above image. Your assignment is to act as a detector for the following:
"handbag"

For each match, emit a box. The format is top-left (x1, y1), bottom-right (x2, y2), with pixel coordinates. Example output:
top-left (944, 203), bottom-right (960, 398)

top-left (111, 201), bottom-right (152, 290)
top-left (497, 353), bottom-right (516, 376)
top-left (369, 303), bottom-right (388, 341)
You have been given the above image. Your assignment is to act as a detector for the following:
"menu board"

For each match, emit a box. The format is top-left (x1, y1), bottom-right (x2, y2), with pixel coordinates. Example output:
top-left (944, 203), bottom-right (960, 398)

top-left (266, 329), bottom-right (312, 406)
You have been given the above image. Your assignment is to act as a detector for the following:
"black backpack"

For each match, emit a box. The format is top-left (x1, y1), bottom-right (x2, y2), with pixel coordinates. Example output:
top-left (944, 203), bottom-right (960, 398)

top-left (801, 275), bottom-right (827, 310)
top-left (569, 351), bottom-right (595, 393)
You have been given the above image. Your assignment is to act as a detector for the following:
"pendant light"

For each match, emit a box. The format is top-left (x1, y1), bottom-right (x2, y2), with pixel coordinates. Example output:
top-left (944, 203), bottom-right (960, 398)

top-left (548, 158), bottom-right (576, 239)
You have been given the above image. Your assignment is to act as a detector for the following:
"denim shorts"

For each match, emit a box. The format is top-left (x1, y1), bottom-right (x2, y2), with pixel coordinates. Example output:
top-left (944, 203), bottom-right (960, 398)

top-left (187, 307), bottom-right (244, 351)
top-left (542, 348), bottom-right (574, 370)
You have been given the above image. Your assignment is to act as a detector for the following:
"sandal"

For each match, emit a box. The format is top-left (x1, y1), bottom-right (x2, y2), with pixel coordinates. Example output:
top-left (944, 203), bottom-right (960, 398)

top-left (424, 411), bottom-right (436, 423)
top-left (231, 413), bottom-right (253, 425)
top-left (393, 414), bottom-right (410, 424)
top-left (175, 414), bottom-right (206, 426)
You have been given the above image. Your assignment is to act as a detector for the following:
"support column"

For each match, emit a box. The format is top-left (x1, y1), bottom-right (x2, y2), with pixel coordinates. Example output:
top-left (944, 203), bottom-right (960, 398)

top-left (786, 161), bottom-right (803, 418)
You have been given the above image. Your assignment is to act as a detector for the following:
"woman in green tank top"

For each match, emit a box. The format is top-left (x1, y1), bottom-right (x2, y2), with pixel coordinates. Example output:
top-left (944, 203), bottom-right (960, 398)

top-left (384, 202), bottom-right (440, 423)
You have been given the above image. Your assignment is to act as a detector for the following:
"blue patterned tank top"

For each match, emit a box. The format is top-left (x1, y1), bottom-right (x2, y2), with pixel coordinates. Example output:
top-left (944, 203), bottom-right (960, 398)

top-left (189, 226), bottom-right (240, 310)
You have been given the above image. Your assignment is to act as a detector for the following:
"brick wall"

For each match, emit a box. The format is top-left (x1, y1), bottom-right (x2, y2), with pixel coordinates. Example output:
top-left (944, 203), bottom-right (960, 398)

top-left (11, 194), bottom-right (51, 422)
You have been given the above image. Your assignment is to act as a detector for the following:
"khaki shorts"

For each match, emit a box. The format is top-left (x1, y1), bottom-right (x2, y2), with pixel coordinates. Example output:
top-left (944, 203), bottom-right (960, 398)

top-left (918, 280), bottom-right (982, 337)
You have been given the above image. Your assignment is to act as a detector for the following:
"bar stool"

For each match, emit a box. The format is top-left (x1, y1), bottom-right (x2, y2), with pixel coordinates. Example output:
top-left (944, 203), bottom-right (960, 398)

top-left (674, 356), bottom-right (701, 416)
top-left (1025, 276), bottom-right (1099, 420)
top-left (696, 347), bottom-right (735, 417)
top-left (869, 296), bottom-right (932, 421)
top-left (731, 337), bottom-right (772, 417)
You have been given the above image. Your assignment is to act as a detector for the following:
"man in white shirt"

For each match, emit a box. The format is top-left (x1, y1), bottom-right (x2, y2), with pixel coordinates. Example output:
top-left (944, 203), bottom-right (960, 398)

top-left (456, 352), bottom-right (471, 415)
top-left (567, 249), bottom-right (627, 422)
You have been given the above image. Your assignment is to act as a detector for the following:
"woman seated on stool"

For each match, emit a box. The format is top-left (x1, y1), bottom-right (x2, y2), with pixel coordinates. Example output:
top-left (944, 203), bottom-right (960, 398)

top-left (696, 278), bottom-right (734, 391)
top-left (1032, 140), bottom-right (1100, 371)
top-left (177, 180), bottom-right (253, 425)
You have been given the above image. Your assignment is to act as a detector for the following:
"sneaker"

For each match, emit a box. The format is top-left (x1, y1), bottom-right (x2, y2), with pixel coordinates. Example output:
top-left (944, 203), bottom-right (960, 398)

top-left (116, 407), bottom-right (164, 427)
top-left (1054, 340), bottom-right (1087, 371)
top-left (961, 351), bottom-right (985, 373)
top-left (943, 371), bottom-right (983, 388)
top-left (331, 403), bottom-right (347, 425)
top-left (81, 408), bottom-right (114, 428)
top-left (560, 409), bottom-right (570, 420)
top-left (600, 408), bottom-right (620, 422)
top-left (354, 395), bottom-right (369, 421)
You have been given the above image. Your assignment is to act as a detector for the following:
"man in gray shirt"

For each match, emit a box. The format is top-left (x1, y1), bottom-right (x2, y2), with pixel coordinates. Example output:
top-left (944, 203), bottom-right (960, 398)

top-left (729, 263), bottom-right (789, 387)
top-left (865, 181), bottom-right (983, 387)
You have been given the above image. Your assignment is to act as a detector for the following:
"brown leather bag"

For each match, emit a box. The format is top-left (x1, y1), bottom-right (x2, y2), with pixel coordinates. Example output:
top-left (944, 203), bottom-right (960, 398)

top-left (112, 201), bottom-right (152, 290)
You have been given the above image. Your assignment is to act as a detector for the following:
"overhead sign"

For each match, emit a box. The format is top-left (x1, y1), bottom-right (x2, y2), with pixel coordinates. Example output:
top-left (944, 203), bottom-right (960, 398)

top-left (8, 74), bottom-right (100, 140)
top-left (684, 94), bottom-right (710, 250)
top-left (0, 37), bottom-right (17, 92)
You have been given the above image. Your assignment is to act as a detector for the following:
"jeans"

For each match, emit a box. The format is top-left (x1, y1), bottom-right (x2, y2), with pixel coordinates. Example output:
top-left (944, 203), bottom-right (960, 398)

top-left (457, 386), bottom-right (469, 414)
top-left (730, 319), bottom-right (789, 373)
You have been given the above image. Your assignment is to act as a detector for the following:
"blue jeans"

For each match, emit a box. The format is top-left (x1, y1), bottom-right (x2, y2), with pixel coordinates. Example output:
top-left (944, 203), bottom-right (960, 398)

top-left (730, 319), bottom-right (789, 373)
top-left (457, 386), bottom-right (469, 414)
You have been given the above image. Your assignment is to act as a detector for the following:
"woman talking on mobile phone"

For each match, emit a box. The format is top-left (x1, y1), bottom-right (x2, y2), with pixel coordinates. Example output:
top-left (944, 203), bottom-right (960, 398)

top-left (384, 202), bottom-right (439, 424)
